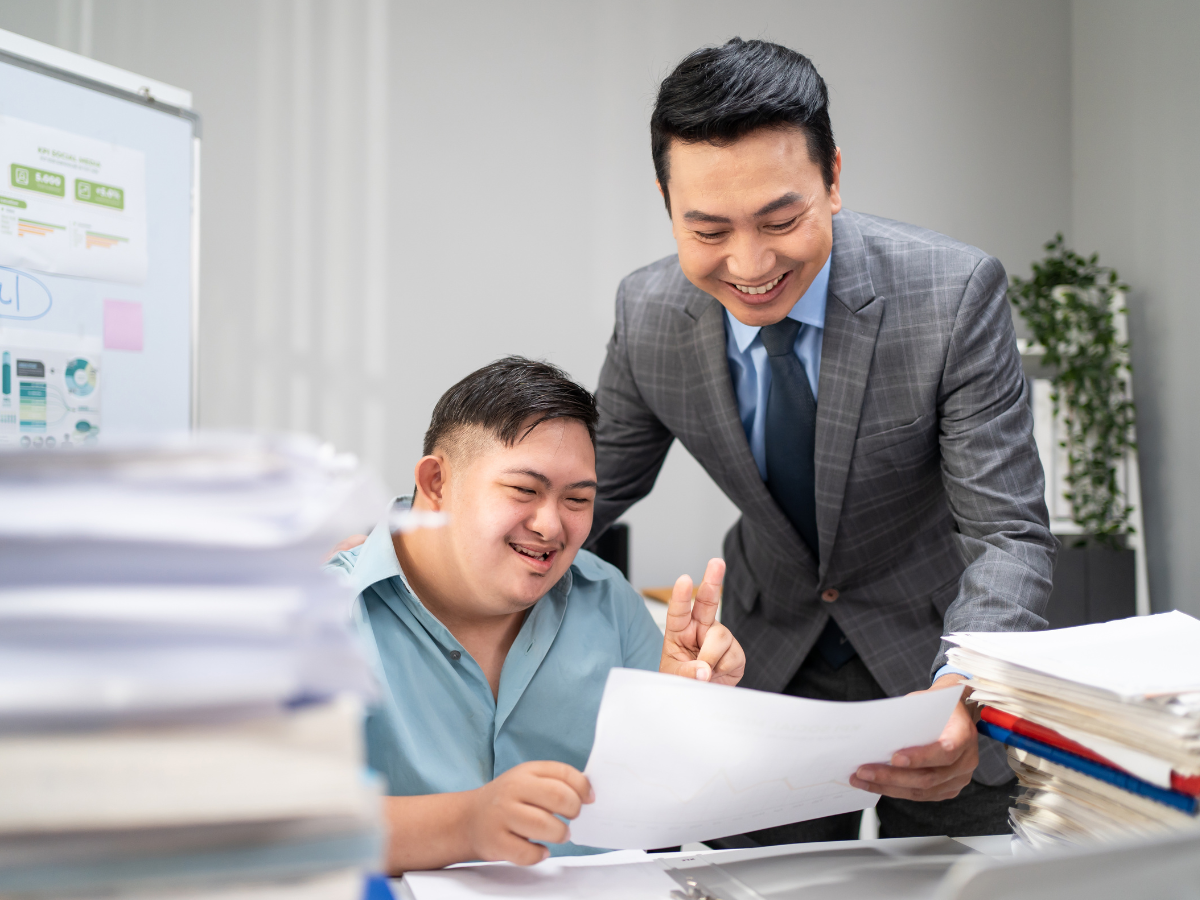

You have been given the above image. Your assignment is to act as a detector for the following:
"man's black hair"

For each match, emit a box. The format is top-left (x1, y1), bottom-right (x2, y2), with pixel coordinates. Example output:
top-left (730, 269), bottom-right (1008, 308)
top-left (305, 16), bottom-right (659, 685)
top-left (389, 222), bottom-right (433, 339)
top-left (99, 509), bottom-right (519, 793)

top-left (423, 356), bottom-right (598, 458)
top-left (650, 38), bottom-right (836, 213)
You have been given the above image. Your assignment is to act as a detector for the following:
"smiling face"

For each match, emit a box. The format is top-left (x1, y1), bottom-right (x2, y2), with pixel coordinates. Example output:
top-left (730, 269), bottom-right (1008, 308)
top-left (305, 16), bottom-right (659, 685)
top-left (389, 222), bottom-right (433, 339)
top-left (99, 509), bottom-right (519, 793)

top-left (663, 127), bottom-right (842, 327)
top-left (428, 417), bottom-right (597, 617)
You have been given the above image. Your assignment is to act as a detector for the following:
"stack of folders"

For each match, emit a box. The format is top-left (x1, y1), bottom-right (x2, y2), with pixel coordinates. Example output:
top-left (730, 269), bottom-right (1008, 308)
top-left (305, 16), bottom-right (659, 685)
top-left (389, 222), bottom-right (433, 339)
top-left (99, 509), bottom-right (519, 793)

top-left (0, 435), bottom-right (390, 900)
top-left (946, 612), bottom-right (1200, 850)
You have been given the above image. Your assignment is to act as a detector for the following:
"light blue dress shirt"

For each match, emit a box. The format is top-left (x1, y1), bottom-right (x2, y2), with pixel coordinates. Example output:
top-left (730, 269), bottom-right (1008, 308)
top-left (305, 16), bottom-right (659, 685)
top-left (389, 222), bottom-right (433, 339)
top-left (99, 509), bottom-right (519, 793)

top-left (326, 499), bottom-right (663, 855)
top-left (724, 254), bottom-right (831, 481)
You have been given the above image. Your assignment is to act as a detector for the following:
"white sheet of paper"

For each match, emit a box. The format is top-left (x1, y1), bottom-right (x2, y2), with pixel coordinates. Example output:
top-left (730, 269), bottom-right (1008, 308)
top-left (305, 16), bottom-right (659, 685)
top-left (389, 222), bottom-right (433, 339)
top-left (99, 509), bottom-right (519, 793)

top-left (570, 668), bottom-right (961, 850)
top-left (402, 851), bottom-right (675, 900)
top-left (948, 611), bottom-right (1200, 698)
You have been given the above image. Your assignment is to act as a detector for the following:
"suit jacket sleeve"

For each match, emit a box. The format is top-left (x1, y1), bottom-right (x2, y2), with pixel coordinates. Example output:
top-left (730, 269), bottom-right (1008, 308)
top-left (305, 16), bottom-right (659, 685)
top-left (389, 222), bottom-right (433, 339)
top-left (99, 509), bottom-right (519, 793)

top-left (934, 255), bottom-right (1057, 676)
top-left (587, 277), bottom-right (676, 546)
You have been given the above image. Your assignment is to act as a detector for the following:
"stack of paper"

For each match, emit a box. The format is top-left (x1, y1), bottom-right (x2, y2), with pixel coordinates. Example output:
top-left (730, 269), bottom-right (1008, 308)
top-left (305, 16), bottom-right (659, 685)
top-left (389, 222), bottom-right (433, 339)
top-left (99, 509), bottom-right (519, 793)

top-left (0, 435), bottom-right (388, 899)
top-left (946, 612), bottom-right (1200, 850)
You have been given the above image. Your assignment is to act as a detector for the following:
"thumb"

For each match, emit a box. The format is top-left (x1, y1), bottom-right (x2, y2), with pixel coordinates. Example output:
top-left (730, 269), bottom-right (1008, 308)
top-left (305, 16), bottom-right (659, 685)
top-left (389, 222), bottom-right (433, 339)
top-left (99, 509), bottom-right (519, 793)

top-left (672, 659), bottom-right (711, 682)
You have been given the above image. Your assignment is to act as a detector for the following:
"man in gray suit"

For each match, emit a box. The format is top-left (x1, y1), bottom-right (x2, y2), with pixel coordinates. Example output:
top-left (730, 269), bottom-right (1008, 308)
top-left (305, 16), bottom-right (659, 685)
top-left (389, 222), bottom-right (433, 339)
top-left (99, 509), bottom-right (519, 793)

top-left (588, 38), bottom-right (1056, 841)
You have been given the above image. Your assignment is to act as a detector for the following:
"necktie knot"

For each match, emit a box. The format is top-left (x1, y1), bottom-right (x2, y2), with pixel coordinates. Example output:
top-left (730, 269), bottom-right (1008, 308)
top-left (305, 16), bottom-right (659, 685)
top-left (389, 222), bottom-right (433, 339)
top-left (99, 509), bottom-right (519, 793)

top-left (760, 317), bottom-right (802, 357)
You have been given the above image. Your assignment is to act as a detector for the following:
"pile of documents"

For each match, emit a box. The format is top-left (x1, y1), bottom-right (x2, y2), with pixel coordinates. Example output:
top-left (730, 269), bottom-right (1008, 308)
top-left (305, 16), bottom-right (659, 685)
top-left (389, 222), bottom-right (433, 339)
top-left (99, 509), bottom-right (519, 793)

top-left (946, 612), bottom-right (1200, 850)
top-left (0, 435), bottom-right (389, 899)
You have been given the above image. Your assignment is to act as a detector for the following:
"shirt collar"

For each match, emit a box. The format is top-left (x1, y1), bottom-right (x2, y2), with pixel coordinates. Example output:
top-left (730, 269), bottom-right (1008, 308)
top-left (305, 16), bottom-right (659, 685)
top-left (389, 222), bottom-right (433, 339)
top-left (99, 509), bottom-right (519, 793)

top-left (349, 496), bottom-right (410, 596)
top-left (725, 252), bottom-right (832, 353)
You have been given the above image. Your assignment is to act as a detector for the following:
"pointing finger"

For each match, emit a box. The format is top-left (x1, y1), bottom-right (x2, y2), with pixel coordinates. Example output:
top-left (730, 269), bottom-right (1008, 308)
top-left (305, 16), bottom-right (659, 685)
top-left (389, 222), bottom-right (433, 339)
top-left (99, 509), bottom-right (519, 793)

top-left (664, 573), bottom-right (695, 637)
top-left (690, 558), bottom-right (725, 629)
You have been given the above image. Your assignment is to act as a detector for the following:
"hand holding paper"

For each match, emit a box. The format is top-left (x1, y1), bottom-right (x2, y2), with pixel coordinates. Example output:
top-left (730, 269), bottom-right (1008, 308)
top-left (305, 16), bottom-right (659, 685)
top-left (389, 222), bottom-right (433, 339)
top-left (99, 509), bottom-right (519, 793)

top-left (462, 761), bottom-right (594, 866)
top-left (658, 558), bottom-right (745, 686)
top-left (851, 674), bottom-right (977, 802)
top-left (571, 668), bottom-right (962, 849)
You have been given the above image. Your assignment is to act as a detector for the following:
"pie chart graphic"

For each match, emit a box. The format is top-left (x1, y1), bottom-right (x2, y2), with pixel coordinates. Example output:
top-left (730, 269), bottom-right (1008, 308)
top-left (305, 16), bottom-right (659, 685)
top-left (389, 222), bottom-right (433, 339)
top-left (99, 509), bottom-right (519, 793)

top-left (65, 358), bottom-right (97, 396)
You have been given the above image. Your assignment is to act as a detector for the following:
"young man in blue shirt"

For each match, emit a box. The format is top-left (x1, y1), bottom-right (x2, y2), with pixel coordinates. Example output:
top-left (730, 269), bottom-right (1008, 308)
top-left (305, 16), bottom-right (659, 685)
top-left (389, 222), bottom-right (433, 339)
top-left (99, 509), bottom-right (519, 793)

top-left (328, 357), bottom-right (745, 873)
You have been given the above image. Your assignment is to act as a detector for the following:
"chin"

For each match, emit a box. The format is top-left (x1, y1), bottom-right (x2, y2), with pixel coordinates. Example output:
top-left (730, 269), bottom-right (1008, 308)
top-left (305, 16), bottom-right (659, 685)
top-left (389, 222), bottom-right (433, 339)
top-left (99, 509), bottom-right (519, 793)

top-left (730, 299), bottom-right (795, 327)
top-left (498, 575), bottom-right (550, 604)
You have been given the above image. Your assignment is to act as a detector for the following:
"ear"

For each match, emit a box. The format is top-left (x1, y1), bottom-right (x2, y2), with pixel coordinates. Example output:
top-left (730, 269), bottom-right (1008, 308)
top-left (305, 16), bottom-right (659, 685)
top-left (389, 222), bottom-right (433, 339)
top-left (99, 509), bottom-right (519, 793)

top-left (413, 455), bottom-right (449, 510)
top-left (828, 147), bottom-right (843, 215)
top-left (655, 179), bottom-right (672, 218)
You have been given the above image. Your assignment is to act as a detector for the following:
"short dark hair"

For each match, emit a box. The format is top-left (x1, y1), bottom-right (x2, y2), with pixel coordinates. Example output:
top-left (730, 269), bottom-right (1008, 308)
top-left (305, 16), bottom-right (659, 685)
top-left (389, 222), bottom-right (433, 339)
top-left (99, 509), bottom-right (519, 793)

top-left (423, 356), bottom-right (598, 459)
top-left (650, 38), bottom-right (836, 213)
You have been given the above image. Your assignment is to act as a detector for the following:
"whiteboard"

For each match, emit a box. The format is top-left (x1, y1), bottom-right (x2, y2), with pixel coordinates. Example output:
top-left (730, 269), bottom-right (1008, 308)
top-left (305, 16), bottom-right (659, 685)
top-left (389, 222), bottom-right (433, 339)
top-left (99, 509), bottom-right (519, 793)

top-left (0, 33), bottom-right (197, 447)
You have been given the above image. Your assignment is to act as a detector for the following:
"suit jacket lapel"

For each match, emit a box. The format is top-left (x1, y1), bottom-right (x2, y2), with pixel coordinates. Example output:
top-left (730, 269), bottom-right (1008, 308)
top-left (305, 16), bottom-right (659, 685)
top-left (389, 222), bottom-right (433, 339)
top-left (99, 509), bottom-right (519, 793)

top-left (683, 288), bottom-right (818, 569)
top-left (815, 212), bottom-right (884, 580)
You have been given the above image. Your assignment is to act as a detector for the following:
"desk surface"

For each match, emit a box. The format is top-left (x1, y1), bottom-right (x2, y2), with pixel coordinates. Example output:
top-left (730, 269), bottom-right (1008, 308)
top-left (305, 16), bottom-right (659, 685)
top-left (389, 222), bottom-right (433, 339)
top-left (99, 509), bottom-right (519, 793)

top-left (397, 835), bottom-right (1013, 900)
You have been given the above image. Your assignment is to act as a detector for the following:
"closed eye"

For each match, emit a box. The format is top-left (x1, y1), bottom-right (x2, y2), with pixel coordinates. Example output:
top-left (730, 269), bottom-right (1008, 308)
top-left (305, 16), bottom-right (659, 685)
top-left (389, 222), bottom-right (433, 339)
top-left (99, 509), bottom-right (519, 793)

top-left (765, 217), bottom-right (798, 231)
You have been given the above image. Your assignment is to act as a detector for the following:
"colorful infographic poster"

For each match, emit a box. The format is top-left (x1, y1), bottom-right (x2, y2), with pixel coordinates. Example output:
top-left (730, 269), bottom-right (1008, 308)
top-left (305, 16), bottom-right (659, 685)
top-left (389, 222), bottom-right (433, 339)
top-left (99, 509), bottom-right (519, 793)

top-left (0, 116), bottom-right (147, 284)
top-left (0, 328), bottom-right (101, 448)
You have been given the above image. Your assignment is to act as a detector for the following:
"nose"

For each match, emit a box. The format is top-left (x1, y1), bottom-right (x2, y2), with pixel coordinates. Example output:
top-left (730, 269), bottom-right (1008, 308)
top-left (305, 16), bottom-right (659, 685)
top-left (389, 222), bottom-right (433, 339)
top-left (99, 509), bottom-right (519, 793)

top-left (724, 231), bottom-right (776, 284)
top-left (526, 497), bottom-right (564, 544)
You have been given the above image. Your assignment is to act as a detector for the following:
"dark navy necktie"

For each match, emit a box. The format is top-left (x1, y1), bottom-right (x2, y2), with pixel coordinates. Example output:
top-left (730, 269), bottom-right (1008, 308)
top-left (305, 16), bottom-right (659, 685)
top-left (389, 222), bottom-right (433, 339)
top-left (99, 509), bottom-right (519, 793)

top-left (760, 317), bottom-right (819, 554)
top-left (760, 318), bottom-right (857, 671)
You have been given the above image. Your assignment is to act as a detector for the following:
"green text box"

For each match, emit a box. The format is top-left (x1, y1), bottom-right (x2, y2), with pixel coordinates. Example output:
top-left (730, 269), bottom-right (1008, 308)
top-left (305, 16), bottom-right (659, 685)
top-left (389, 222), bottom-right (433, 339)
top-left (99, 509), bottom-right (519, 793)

top-left (75, 178), bottom-right (124, 210)
top-left (0, 196), bottom-right (27, 209)
top-left (10, 164), bottom-right (65, 197)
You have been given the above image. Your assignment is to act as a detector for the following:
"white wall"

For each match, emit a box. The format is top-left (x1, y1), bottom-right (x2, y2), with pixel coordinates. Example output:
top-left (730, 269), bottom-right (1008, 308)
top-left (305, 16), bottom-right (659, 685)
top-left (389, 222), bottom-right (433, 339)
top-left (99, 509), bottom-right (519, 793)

top-left (0, 0), bottom-right (1073, 590)
top-left (1071, 0), bottom-right (1200, 616)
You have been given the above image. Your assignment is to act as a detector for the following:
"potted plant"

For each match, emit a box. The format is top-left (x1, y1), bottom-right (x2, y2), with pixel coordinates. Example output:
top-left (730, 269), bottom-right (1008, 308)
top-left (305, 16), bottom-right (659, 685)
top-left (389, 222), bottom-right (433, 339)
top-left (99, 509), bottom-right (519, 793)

top-left (1009, 235), bottom-right (1138, 626)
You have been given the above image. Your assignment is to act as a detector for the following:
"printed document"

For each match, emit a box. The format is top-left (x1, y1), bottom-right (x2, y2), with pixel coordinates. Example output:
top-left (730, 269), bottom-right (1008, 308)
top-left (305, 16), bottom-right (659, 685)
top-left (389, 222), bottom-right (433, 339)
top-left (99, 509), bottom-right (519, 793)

top-left (0, 116), bottom-right (147, 284)
top-left (570, 668), bottom-right (961, 849)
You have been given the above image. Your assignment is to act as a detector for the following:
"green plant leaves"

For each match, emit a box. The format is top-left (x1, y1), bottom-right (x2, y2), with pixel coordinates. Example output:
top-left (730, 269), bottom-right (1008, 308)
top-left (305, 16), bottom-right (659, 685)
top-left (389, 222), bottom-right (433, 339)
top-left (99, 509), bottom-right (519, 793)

top-left (1009, 234), bottom-right (1136, 546)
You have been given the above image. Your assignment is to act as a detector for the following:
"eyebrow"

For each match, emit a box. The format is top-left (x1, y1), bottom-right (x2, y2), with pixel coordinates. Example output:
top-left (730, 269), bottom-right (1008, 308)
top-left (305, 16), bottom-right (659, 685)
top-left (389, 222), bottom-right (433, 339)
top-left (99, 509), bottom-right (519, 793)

top-left (682, 191), bottom-right (803, 224)
top-left (502, 469), bottom-right (598, 491)
top-left (753, 191), bottom-right (803, 217)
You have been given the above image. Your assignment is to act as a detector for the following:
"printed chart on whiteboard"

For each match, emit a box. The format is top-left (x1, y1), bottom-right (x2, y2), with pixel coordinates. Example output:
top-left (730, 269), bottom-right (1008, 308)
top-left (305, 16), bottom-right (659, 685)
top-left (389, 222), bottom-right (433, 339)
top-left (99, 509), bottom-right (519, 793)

top-left (0, 115), bottom-right (147, 285)
top-left (0, 327), bottom-right (101, 448)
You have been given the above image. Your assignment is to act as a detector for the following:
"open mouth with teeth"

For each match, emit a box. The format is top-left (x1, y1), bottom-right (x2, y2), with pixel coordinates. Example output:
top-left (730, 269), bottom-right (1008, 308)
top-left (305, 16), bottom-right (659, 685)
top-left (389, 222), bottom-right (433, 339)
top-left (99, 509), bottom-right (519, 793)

top-left (727, 270), bottom-right (791, 302)
top-left (510, 543), bottom-right (557, 569)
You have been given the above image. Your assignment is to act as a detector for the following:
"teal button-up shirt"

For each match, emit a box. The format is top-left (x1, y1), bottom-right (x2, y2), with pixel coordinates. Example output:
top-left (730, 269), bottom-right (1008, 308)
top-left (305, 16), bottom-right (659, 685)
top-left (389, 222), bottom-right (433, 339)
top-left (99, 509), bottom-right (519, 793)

top-left (327, 499), bottom-right (663, 854)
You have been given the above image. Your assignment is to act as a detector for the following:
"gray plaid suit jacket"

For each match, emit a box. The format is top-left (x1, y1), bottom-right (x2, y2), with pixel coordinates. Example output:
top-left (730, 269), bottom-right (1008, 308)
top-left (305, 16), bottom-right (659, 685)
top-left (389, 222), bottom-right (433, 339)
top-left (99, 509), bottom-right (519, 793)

top-left (589, 209), bottom-right (1056, 785)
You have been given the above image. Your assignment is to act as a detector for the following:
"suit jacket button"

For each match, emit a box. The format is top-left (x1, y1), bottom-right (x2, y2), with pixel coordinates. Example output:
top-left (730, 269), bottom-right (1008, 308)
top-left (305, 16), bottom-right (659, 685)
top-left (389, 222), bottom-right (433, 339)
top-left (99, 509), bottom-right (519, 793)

top-left (821, 588), bottom-right (840, 603)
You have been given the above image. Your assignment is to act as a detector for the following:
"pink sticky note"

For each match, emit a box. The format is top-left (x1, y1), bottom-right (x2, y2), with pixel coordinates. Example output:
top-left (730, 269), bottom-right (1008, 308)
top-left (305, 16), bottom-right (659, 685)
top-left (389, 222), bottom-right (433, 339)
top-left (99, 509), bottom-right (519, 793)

top-left (104, 299), bottom-right (143, 351)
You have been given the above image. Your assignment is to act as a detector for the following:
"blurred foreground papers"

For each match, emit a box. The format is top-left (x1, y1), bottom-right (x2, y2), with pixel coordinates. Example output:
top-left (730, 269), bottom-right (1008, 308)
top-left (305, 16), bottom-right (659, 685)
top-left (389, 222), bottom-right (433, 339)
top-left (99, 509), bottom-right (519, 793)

top-left (0, 435), bottom-right (389, 899)
top-left (570, 668), bottom-right (961, 849)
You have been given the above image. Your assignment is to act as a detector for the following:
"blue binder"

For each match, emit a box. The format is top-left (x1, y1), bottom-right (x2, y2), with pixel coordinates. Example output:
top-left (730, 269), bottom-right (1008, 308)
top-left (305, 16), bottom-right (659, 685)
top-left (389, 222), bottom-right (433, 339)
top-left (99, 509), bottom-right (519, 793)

top-left (977, 719), bottom-right (1198, 816)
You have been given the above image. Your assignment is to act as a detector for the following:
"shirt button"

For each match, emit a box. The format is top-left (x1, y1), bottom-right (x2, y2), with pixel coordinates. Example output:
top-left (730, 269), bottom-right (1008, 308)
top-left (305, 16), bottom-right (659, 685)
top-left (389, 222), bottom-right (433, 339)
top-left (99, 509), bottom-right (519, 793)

top-left (821, 588), bottom-right (840, 603)
top-left (449, 650), bottom-right (461, 660)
